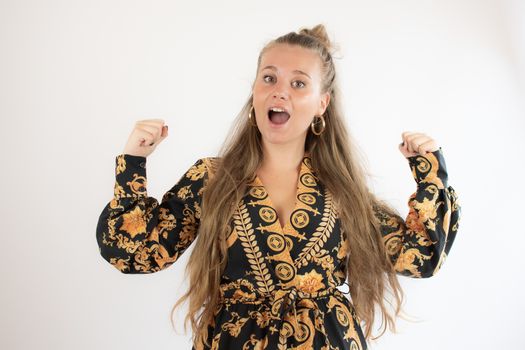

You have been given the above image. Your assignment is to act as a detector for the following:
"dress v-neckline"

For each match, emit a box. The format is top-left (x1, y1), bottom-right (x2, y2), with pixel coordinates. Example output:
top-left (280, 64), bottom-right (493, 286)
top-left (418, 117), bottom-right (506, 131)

top-left (253, 153), bottom-right (310, 232)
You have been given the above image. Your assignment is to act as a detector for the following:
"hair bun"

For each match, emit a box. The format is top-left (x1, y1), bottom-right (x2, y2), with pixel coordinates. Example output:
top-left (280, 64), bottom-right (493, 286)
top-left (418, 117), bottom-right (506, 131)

top-left (298, 24), bottom-right (335, 53)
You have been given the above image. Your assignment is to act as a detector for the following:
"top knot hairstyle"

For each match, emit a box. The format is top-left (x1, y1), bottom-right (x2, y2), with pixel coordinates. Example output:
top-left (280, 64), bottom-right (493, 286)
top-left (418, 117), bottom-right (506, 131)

top-left (172, 24), bottom-right (406, 348)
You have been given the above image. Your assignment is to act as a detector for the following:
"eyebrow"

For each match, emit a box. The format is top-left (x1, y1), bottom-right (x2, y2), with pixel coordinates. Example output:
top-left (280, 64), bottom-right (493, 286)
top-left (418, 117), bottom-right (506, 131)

top-left (261, 65), bottom-right (311, 79)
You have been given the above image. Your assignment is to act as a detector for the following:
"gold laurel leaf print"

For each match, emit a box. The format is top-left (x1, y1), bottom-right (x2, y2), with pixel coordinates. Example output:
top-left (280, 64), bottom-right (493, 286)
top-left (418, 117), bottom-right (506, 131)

top-left (295, 189), bottom-right (336, 268)
top-left (233, 201), bottom-right (274, 295)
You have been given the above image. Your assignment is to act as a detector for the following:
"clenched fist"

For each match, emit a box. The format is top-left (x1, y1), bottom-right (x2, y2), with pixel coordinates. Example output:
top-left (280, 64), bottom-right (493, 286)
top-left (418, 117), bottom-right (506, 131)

top-left (122, 119), bottom-right (168, 158)
top-left (398, 131), bottom-right (439, 158)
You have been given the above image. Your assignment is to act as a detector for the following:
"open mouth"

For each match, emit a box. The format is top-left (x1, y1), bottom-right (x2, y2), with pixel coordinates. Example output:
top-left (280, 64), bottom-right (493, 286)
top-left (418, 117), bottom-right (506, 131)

top-left (268, 110), bottom-right (291, 125)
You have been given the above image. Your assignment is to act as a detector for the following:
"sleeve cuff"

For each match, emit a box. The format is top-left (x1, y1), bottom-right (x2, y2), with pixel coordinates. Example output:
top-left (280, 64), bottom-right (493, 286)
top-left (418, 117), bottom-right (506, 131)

top-left (407, 146), bottom-right (449, 189)
top-left (114, 154), bottom-right (148, 199)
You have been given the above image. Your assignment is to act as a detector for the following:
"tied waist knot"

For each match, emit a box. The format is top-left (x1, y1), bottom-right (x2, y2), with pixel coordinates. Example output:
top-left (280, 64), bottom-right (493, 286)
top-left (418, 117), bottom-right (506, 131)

top-left (268, 286), bottom-right (338, 347)
top-left (271, 286), bottom-right (299, 333)
top-left (219, 283), bottom-right (351, 347)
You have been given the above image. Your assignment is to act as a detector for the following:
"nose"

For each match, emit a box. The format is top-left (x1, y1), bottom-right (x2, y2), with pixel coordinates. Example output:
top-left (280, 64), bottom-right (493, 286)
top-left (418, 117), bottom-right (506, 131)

top-left (273, 91), bottom-right (288, 100)
top-left (272, 81), bottom-right (289, 100)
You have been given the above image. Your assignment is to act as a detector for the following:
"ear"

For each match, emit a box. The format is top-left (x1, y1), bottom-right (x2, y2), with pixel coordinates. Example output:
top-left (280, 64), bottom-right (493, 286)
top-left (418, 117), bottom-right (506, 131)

top-left (318, 92), bottom-right (331, 115)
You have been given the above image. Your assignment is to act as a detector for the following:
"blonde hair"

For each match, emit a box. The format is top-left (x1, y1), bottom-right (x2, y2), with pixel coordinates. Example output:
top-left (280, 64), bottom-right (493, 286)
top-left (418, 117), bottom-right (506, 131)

top-left (171, 23), bottom-right (405, 347)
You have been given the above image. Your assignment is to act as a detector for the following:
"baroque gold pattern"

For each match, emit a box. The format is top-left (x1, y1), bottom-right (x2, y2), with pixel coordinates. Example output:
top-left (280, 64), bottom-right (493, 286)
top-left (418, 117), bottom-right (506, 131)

top-left (96, 148), bottom-right (461, 349)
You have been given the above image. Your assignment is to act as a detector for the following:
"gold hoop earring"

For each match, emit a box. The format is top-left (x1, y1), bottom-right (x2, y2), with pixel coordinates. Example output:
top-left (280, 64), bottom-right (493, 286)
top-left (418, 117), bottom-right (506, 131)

top-left (248, 105), bottom-right (257, 127)
top-left (310, 114), bottom-right (326, 135)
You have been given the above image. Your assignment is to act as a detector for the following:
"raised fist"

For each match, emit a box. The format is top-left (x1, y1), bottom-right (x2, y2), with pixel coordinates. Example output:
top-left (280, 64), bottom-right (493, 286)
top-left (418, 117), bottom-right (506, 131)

top-left (398, 131), bottom-right (439, 158)
top-left (122, 119), bottom-right (168, 158)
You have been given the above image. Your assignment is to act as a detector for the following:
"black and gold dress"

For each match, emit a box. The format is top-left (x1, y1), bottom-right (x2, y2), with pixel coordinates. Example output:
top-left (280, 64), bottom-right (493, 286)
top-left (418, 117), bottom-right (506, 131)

top-left (96, 147), bottom-right (461, 350)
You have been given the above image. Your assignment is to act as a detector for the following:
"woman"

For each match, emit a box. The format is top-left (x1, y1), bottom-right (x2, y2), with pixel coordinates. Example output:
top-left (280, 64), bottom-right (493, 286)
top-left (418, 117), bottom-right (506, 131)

top-left (96, 24), bottom-right (461, 350)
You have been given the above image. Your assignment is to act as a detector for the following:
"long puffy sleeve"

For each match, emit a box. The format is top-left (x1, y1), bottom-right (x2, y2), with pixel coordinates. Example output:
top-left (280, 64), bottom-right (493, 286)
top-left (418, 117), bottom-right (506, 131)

top-left (375, 147), bottom-right (461, 278)
top-left (96, 154), bottom-right (209, 274)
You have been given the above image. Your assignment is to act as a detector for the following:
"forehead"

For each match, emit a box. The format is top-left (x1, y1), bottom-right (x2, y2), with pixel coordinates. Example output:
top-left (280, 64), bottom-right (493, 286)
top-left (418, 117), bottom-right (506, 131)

top-left (260, 44), bottom-right (321, 77)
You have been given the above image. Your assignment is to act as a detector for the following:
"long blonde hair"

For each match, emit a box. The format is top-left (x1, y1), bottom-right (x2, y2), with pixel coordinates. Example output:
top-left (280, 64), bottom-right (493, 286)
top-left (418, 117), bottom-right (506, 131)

top-left (171, 23), bottom-right (406, 347)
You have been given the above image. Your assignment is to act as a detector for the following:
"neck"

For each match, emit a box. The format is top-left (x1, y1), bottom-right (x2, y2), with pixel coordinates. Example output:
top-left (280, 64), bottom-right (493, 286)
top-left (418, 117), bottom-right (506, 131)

top-left (259, 141), bottom-right (306, 174)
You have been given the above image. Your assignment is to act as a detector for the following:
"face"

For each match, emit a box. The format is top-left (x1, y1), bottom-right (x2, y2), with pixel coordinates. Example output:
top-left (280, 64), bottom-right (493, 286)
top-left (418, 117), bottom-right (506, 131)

top-left (252, 44), bottom-right (330, 147)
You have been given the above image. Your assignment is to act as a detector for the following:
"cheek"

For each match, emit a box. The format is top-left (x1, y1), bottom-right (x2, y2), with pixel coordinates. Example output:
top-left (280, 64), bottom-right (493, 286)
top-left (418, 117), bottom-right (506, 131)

top-left (294, 99), bottom-right (318, 119)
top-left (253, 82), bottom-right (269, 97)
top-left (291, 110), bottom-right (314, 130)
top-left (253, 100), bottom-right (265, 118)
top-left (251, 92), bottom-right (264, 116)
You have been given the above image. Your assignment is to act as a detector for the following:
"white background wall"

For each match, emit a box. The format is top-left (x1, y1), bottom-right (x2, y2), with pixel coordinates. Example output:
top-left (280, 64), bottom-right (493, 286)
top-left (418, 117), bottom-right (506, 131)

top-left (1, 0), bottom-right (524, 349)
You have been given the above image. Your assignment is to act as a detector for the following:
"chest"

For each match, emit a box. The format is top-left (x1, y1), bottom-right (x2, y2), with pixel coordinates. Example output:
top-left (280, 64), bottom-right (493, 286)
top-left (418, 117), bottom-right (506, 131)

top-left (255, 171), bottom-right (299, 230)
top-left (223, 167), bottom-right (346, 291)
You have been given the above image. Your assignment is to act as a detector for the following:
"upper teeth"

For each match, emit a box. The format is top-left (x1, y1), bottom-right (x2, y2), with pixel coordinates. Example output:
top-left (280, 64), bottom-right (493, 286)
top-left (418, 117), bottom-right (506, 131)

top-left (270, 107), bottom-right (286, 112)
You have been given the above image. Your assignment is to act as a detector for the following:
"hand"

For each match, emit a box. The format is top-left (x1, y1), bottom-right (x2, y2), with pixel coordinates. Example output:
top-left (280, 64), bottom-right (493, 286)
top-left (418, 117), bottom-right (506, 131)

top-left (122, 119), bottom-right (168, 158)
top-left (398, 131), bottom-right (439, 158)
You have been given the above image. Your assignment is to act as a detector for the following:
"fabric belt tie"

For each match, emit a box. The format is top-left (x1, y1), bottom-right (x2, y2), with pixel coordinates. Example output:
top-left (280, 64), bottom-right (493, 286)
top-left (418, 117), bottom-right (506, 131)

top-left (220, 284), bottom-right (350, 347)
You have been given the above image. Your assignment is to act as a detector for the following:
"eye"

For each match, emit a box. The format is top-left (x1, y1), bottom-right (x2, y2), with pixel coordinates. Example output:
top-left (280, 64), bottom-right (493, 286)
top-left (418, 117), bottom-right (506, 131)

top-left (292, 80), bottom-right (306, 88)
top-left (261, 75), bottom-right (306, 88)
top-left (262, 75), bottom-right (274, 83)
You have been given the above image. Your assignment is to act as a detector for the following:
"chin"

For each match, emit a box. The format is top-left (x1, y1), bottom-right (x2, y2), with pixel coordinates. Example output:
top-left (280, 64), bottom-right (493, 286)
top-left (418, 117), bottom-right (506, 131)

top-left (261, 131), bottom-right (306, 147)
top-left (262, 135), bottom-right (288, 145)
